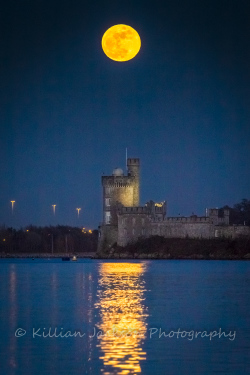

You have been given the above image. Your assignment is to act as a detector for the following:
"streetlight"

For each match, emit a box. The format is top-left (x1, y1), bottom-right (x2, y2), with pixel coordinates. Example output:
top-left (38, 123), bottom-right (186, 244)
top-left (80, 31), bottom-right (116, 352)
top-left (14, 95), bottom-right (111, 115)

top-left (76, 208), bottom-right (81, 218)
top-left (10, 201), bottom-right (15, 214)
top-left (52, 205), bottom-right (56, 215)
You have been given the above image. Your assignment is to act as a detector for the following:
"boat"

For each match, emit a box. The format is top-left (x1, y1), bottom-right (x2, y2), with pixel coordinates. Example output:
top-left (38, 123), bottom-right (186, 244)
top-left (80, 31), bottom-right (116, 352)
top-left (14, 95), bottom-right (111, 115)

top-left (72, 255), bottom-right (77, 261)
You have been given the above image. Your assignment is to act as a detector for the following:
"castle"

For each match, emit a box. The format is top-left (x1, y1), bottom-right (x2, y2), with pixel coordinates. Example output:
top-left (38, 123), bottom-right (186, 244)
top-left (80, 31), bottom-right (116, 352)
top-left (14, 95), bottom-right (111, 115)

top-left (98, 158), bottom-right (250, 250)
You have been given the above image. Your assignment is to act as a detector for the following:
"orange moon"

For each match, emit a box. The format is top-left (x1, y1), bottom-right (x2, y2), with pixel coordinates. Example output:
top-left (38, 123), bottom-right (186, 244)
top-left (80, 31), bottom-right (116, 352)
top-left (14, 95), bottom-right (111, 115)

top-left (102, 24), bottom-right (141, 62)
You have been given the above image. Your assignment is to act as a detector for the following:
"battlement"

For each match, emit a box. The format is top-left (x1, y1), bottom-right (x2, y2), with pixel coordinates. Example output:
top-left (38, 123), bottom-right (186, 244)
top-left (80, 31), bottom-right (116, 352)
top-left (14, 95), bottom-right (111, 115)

top-left (208, 208), bottom-right (229, 225)
top-left (117, 200), bottom-right (167, 217)
top-left (127, 158), bottom-right (140, 166)
top-left (118, 206), bottom-right (149, 214)
top-left (102, 175), bottom-right (134, 187)
top-left (166, 216), bottom-right (209, 223)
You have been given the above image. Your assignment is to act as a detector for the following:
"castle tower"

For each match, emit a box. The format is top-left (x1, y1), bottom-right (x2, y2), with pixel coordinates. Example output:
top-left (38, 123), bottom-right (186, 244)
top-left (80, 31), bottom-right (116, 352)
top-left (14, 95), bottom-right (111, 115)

top-left (208, 208), bottom-right (219, 225)
top-left (102, 168), bottom-right (134, 226)
top-left (127, 158), bottom-right (140, 206)
top-left (98, 158), bottom-right (140, 251)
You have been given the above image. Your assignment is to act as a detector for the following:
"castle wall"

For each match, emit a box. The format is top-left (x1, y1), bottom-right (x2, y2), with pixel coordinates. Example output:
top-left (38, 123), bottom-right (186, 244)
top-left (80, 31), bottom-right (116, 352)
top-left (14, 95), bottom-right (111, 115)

top-left (117, 218), bottom-right (215, 246)
top-left (215, 225), bottom-right (250, 238)
top-left (151, 222), bottom-right (214, 239)
top-left (97, 225), bottom-right (118, 252)
top-left (117, 213), bottom-right (150, 247)
top-left (117, 217), bottom-right (250, 246)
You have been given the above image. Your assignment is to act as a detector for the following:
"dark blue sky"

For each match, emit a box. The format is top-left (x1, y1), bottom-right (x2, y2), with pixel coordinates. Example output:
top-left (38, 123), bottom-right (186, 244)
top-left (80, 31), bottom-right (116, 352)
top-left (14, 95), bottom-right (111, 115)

top-left (1, 0), bottom-right (250, 229)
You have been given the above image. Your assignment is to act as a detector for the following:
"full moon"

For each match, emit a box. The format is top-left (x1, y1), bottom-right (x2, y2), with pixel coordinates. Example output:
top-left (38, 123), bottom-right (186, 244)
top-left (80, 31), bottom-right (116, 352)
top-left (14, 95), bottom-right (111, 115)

top-left (102, 24), bottom-right (141, 62)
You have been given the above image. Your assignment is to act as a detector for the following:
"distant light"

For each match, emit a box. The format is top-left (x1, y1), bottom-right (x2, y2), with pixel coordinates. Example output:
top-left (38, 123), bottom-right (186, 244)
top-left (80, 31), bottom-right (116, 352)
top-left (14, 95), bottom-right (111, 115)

top-left (10, 200), bottom-right (15, 214)
top-left (26, 229), bottom-right (29, 232)
top-left (3, 239), bottom-right (6, 242)
top-left (89, 230), bottom-right (92, 234)
top-left (155, 202), bottom-right (164, 207)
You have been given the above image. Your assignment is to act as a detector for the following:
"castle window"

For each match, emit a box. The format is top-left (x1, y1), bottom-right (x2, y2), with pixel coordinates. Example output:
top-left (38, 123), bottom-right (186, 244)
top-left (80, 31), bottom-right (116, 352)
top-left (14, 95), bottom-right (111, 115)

top-left (132, 228), bottom-right (135, 235)
top-left (132, 217), bottom-right (136, 225)
top-left (142, 228), bottom-right (145, 235)
top-left (105, 212), bottom-right (111, 224)
top-left (106, 187), bottom-right (111, 195)
top-left (142, 218), bottom-right (145, 225)
top-left (124, 228), bottom-right (127, 236)
top-left (105, 198), bottom-right (111, 207)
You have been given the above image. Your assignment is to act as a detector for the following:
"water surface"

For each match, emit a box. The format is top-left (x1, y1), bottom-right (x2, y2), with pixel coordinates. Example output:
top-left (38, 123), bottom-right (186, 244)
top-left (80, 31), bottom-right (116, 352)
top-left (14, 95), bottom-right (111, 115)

top-left (0, 259), bottom-right (249, 374)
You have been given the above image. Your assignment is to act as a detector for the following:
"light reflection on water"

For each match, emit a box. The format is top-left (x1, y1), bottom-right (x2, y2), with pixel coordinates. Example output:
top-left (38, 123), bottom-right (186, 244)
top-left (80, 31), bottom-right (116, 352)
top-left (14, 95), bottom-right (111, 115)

top-left (95, 262), bottom-right (148, 374)
top-left (1, 259), bottom-right (250, 375)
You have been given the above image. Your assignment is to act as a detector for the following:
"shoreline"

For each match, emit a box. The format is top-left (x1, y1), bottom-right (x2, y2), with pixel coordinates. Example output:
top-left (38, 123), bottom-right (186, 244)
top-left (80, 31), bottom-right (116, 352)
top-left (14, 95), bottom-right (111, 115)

top-left (0, 252), bottom-right (96, 259)
top-left (97, 236), bottom-right (250, 260)
top-left (1, 237), bottom-right (250, 260)
top-left (95, 253), bottom-right (250, 260)
top-left (1, 252), bottom-right (250, 260)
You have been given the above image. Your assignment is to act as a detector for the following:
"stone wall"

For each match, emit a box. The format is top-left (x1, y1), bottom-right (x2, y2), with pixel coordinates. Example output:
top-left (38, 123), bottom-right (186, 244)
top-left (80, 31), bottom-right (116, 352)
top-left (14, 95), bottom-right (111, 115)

top-left (117, 216), bottom-right (250, 246)
top-left (97, 225), bottom-right (118, 252)
top-left (117, 213), bottom-right (150, 247)
top-left (216, 225), bottom-right (250, 238)
top-left (117, 218), bottom-right (214, 246)
top-left (151, 222), bottom-right (214, 239)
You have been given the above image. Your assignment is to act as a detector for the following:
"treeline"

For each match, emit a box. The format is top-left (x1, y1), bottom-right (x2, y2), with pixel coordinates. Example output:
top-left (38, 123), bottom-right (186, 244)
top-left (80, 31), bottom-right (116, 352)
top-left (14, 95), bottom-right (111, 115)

top-left (0, 225), bottom-right (98, 254)
top-left (219, 198), bottom-right (250, 225)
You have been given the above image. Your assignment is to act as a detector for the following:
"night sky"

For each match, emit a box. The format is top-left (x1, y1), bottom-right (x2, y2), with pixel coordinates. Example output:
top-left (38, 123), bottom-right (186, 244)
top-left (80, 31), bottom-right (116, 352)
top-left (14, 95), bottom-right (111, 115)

top-left (1, 0), bottom-right (250, 229)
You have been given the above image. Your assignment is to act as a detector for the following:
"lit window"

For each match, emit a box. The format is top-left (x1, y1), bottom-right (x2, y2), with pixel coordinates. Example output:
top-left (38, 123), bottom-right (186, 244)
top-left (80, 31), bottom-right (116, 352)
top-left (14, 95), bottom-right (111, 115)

top-left (106, 187), bottom-right (111, 194)
top-left (105, 212), bottom-right (111, 224)
top-left (105, 198), bottom-right (111, 207)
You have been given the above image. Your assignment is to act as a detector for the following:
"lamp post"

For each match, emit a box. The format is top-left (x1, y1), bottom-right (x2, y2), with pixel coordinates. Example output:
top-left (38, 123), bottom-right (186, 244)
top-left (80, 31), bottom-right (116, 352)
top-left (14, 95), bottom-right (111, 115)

top-left (76, 208), bottom-right (81, 218)
top-left (10, 201), bottom-right (15, 214)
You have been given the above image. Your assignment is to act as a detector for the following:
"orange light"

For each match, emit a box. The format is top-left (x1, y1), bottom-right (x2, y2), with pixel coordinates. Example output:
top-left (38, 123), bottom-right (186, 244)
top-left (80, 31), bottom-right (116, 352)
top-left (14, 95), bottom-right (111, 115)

top-left (95, 263), bottom-right (148, 373)
top-left (155, 202), bottom-right (164, 207)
